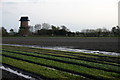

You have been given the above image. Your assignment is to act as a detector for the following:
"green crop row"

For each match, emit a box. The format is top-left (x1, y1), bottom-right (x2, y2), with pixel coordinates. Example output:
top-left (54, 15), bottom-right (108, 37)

top-left (3, 45), bottom-right (120, 64)
top-left (2, 51), bottom-right (120, 80)
top-left (32, 49), bottom-right (119, 64)
top-left (24, 49), bottom-right (120, 66)
top-left (2, 48), bottom-right (120, 67)
top-left (3, 45), bottom-right (120, 58)
top-left (2, 56), bottom-right (86, 80)
top-left (0, 55), bottom-right (2, 63)
top-left (2, 49), bottom-right (120, 73)
top-left (6, 48), bottom-right (119, 66)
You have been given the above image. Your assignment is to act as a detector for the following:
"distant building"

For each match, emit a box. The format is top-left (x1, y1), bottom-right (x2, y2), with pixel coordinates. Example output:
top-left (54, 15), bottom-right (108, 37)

top-left (19, 16), bottom-right (30, 36)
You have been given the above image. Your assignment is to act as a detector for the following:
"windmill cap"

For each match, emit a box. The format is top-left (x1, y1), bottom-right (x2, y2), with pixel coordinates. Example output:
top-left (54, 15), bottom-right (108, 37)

top-left (19, 17), bottom-right (30, 21)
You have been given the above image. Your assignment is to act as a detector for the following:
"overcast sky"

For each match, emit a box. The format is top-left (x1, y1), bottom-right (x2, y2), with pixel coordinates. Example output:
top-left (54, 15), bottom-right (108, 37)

top-left (1, 0), bottom-right (119, 32)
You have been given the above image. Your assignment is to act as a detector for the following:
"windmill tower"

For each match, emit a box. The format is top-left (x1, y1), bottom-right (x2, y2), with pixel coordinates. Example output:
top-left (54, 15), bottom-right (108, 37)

top-left (19, 16), bottom-right (30, 36)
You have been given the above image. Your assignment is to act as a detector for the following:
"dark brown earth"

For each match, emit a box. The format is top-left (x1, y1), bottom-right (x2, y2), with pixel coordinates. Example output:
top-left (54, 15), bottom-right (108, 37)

top-left (0, 69), bottom-right (28, 80)
top-left (0, 64), bottom-right (42, 80)
top-left (2, 37), bottom-right (120, 53)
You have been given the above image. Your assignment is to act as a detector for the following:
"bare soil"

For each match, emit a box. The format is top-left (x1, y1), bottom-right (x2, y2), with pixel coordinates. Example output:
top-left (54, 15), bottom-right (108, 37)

top-left (0, 69), bottom-right (28, 80)
top-left (2, 37), bottom-right (120, 53)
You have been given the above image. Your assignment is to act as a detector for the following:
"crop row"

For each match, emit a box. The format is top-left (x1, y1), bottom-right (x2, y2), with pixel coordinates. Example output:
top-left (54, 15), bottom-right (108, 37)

top-left (2, 51), bottom-right (120, 80)
top-left (25, 49), bottom-right (120, 64)
top-left (2, 49), bottom-right (120, 73)
top-left (3, 45), bottom-right (119, 59)
top-left (3, 48), bottom-right (120, 67)
top-left (2, 56), bottom-right (87, 80)
top-left (3, 45), bottom-right (119, 60)
top-left (3, 45), bottom-right (120, 64)
top-left (28, 47), bottom-right (120, 59)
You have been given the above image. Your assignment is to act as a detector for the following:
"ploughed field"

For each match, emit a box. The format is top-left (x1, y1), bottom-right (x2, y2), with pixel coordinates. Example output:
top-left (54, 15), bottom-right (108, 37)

top-left (2, 37), bottom-right (120, 52)
top-left (1, 45), bottom-right (120, 80)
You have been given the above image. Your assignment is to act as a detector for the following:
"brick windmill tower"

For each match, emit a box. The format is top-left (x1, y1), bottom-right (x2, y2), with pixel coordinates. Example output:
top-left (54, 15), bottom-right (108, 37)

top-left (19, 16), bottom-right (30, 36)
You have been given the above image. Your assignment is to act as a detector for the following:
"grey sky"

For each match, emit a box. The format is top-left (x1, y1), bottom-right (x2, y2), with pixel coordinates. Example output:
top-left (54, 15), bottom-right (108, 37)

top-left (1, 0), bottom-right (119, 32)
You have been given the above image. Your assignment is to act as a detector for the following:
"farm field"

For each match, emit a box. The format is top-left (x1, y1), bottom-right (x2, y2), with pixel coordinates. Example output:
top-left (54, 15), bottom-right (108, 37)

top-left (1, 45), bottom-right (120, 80)
top-left (2, 37), bottom-right (120, 52)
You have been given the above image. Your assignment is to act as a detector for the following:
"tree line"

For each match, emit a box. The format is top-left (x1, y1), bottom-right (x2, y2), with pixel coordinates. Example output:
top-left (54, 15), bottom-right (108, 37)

top-left (1, 23), bottom-right (120, 37)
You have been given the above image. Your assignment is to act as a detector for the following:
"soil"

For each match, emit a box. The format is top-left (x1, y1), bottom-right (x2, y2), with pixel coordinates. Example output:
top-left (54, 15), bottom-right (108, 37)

top-left (2, 37), bottom-right (120, 53)
top-left (0, 69), bottom-right (29, 80)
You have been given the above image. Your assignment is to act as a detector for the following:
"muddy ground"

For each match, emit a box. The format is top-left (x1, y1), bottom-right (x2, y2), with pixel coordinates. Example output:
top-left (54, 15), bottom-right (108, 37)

top-left (0, 69), bottom-right (28, 80)
top-left (2, 37), bottom-right (120, 53)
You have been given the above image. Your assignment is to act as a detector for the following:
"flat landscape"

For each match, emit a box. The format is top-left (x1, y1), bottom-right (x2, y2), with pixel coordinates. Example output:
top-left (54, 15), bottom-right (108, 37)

top-left (1, 0), bottom-right (119, 79)
top-left (1, 45), bottom-right (120, 80)
top-left (2, 37), bottom-right (120, 52)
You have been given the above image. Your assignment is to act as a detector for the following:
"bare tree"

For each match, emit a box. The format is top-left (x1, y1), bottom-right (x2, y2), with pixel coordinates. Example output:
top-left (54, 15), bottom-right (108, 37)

top-left (29, 25), bottom-right (34, 32)
top-left (9, 29), bottom-right (15, 35)
top-left (34, 24), bottom-right (41, 32)
top-left (42, 23), bottom-right (50, 30)
top-left (61, 25), bottom-right (69, 31)
top-left (1, 27), bottom-right (8, 36)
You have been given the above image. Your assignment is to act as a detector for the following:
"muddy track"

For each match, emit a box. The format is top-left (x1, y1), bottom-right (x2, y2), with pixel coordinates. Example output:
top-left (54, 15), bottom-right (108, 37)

top-left (2, 63), bottom-right (47, 80)
top-left (1, 69), bottom-right (29, 80)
